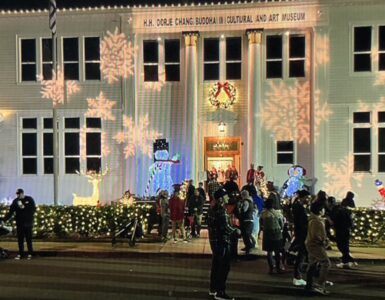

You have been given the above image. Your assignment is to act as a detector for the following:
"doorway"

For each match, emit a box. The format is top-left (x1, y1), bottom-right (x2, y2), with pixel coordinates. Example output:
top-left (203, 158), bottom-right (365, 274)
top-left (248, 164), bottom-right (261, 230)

top-left (204, 137), bottom-right (242, 186)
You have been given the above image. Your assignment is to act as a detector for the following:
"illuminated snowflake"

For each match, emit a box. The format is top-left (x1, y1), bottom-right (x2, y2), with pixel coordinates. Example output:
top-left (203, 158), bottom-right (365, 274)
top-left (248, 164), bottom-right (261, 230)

top-left (100, 27), bottom-right (136, 84)
top-left (358, 97), bottom-right (385, 112)
top-left (80, 127), bottom-right (111, 160)
top-left (261, 81), bottom-right (331, 144)
top-left (85, 92), bottom-right (116, 121)
top-left (37, 68), bottom-right (80, 106)
top-left (113, 114), bottom-right (162, 158)
top-left (374, 73), bottom-right (385, 86)
top-left (143, 71), bottom-right (166, 92)
top-left (314, 34), bottom-right (330, 68)
top-left (322, 155), bottom-right (364, 199)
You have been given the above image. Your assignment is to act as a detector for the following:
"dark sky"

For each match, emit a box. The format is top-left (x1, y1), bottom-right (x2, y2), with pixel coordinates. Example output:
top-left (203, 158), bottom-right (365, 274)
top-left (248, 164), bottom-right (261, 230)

top-left (0, 0), bottom-right (230, 10)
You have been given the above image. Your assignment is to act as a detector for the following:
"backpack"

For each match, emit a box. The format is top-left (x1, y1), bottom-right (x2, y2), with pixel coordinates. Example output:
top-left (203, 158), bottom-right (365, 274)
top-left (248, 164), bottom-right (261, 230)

top-left (263, 210), bottom-right (283, 240)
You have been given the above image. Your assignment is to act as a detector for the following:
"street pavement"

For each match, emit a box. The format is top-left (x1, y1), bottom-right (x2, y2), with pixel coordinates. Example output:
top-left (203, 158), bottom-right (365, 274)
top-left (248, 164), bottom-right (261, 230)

top-left (0, 255), bottom-right (384, 300)
top-left (0, 230), bottom-right (384, 261)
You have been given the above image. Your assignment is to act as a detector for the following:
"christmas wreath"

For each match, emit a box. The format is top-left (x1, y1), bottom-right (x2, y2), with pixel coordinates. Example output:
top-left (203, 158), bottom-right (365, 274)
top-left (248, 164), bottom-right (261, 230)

top-left (208, 81), bottom-right (236, 109)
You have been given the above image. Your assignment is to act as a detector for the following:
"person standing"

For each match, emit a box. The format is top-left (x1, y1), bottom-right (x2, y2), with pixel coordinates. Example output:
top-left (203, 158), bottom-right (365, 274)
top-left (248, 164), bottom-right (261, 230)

top-left (291, 190), bottom-right (310, 286)
top-left (159, 190), bottom-right (170, 242)
top-left (261, 198), bottom-right (284, 274)
top-left (197, 182), bottom-right (206, 201)
top-left (238, 191), bottom-right (255, 254)
top-left (169, 184), bottom-right (188, 243)
top-left (207, 188), bottom-right (237, 300)
top-left (188, 189), bottom-right (205, 237)
top-left (246, 164), bottom-right (256, 184)
top-left (2, 189), bottom-right (36, 260)
top-left (327, 197), bottom-right (356, 268)
top-left (255, 166), bottom-right (265, 189)
top-left (208, 175), bottom-right (221, 204)
top-left (305, 200), bottom-right (331, 295)
top-left (266, 181), bottom-right (281, 210)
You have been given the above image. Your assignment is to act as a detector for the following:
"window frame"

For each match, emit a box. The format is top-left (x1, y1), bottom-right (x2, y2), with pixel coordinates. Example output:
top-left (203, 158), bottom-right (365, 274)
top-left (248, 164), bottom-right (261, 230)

top-left (378, 111), bottom-right (385, 172)
top-left (41, 38), bottom-right (53, 80)
top-left (276, 140), bottom-right (295, 165)
top-left (20, 117), bottom-right (38, 175)
top-left (84, 118), bottom-right (102, 172)
top-left (266, 34), bottom-right (283, 79)
top-left (164, 39), bottom-right (180, 82)
top-left (353, 26), bottom-right (372, 73)
top-left (64, 117), bottom-right (81, 174)
top-left (225, 36), bottom-right (242, 80)
top-left (62, 37), bottom-right (80, 80)
top-left (288, 34), bottom-right (306, 78)
top-left (203, 37), bottom-right (220, 81)
top-left (83, 36), bottom-right (101, 81)
top-left (19, 38), bottom-right (37, 82)
top-left (42, 117), bottom-right (54, 174)
top-left (143, 39), bottom-right (159, 82)
top-left (352, 111), bottom-right (372, 172)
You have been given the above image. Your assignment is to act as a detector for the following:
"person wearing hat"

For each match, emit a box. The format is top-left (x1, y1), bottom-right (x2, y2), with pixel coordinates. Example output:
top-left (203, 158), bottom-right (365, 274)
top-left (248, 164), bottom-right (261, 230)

top-left (207, 188), bottom-right (238, 300)
top-left (2, 188), bottom-right (36, 260)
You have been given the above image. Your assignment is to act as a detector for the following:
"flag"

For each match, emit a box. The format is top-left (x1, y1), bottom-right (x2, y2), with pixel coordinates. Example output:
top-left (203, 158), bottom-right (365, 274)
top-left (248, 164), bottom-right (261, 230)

top-left (49, 0), bottom-right (57, 35)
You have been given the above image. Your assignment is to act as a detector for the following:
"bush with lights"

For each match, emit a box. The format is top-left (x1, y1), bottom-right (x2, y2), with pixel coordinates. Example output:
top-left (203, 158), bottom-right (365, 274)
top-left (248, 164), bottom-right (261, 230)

top-left (0, 203), bottom-right (153, 239)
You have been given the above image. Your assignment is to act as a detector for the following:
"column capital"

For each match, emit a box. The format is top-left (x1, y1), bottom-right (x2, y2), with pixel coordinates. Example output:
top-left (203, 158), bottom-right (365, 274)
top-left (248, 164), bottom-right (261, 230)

top-left (246, 29), bottom-right (264, 44)
top-left (183, 31), bottom-right (200, 46)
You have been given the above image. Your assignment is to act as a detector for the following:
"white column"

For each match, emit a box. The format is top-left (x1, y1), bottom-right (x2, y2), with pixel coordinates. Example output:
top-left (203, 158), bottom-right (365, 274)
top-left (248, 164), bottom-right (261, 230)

top-left (183, 32), bottom-right (199, 181)
top-left (247, 29), bottom-right (263, 167)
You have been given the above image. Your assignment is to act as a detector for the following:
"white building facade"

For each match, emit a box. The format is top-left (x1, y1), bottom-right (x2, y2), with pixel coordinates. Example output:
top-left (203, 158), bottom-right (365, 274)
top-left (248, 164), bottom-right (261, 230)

top-left (0, 0), bottom-right (384, 206)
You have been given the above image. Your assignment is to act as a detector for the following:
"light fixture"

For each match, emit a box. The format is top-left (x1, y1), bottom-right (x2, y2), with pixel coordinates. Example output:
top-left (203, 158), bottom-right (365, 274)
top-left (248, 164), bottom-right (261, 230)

top-left (218, 121), bottom-right (226, 133)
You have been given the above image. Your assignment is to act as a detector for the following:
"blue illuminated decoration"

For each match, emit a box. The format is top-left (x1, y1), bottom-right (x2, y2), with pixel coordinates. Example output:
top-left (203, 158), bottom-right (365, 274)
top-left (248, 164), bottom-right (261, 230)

top-left (281, 165), bottom-right (306, 198)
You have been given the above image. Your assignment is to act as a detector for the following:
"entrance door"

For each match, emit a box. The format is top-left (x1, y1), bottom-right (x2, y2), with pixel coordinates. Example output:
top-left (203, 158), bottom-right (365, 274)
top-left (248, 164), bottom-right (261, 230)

top-left (204, 137), bottom-right (242, 186)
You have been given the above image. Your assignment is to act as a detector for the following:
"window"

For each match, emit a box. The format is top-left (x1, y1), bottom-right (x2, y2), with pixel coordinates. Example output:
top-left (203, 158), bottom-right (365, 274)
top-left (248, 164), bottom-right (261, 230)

top-left (353, 112), bottom-right (371, 172)
top-left (226, 37), bottom-right (242, 80)
top-left (277, 141), bottom-right (294, 164)
top-left (379, 26), bottom-right (385, 71)
top-left (204, 38), bottom-right (220, 80)
top-left (353, 26), bottom-right (372, 72)
top-left (379, 112), bottom-right (385, 172)
top-left (63, 37), bottom-right (79, 80)
top-left (84, 37), bottom-right (100, 80)
top-left (20, 39), bottom-right (36, 81)
top-left (64, 117), bottom-right (80, 173)
top-left (143, 40), bottom-right (158, 81)
top-left (21, 118), bottom-right (37, 174)
top-left (289, 35), bottom-right (305, 78)
top-left (85, 118), bottom-right (102, 172)
top-left (266, 35), bottom-right (283, 78)
top-left (164, 39), bottom-right (180, 81)
top-left (41, 38), bottom-right (53, 80)
top-left (43, 118), bottom-right (53, 174)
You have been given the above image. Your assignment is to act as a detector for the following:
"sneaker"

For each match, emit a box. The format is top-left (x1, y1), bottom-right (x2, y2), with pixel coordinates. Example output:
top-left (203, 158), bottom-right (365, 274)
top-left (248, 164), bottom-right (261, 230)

top-left (336, 262), bottom-right (345, 268)
top-left (14, 255), bottom-right (22, 260)
top-left (312, 286), bottom-right (330, 295)
top-left (209, 290), bottom-right (217, 296)
top-left (214, 292), bottom-right (235, 300)
top-left (173, 239), bottom-right (177, 244)
top-left (347, 262), bottom-right (355, 269)
top-left (325, 281), bottom-right (334, 287)
top-left (27, 254), bottom-right (32, 260)
top-left (183, 239), bottom-right (188, 243)
top-left (353, 261), bottom-right (358, 266)
top-left (293, 278), bottom-right (307, 286)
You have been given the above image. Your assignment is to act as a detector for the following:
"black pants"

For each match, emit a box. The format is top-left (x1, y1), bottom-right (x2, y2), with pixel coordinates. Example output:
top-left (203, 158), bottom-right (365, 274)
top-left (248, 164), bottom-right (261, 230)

top-left (210, 243), bottom-right (231, 293)
top-left (267, 250), bottom-right (281, 270)
top-left (17, 226), bottom-right (33, 256)
top-left (336, 231), bottom-right (353, 264)
top-left (241, 221), bottom-right (254, 250)
top-left (294, 244), bottom-right (307, 279)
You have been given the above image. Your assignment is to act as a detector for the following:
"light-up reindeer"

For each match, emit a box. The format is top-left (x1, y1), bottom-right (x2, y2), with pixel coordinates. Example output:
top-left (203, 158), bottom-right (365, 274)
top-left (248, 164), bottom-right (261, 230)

top-left (73, 168), bottom-right (109, 206)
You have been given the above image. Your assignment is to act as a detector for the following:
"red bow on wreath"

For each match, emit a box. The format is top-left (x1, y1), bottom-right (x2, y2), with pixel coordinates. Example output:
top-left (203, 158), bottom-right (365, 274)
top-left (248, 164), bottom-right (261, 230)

top-left (215, 82), bottom-right (232, 98)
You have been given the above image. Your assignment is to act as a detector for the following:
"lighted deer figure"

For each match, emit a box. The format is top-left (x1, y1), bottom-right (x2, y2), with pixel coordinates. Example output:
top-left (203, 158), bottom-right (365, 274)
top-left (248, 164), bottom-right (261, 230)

top-left (73, 168), bottom-right (109, 206)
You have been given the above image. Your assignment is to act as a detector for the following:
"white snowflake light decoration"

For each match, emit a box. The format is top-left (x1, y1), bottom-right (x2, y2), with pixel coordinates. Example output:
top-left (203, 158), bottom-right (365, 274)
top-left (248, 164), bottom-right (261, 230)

top-left (314, 34), bottom-right (330, 68)
top-left (113, 114), bottom-right (162, 158)
top-left (374, 73), bottom-right (385, 86)
top-left (38, 67), bottom-right (80, 106)
top-left (85, 92), bottom-right (116, 121)
top-left (322, 155), bottom-right (364, 199)
top-left (100, 27), bottom-right (136, 84)
top-left (261, 81), bottom-right (331, 144)
top-left (143, 71), bottom-right (166, 92)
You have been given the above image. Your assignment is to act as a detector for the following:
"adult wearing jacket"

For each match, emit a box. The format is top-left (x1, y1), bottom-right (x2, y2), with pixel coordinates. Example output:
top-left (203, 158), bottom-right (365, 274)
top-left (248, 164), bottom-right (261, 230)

top-left (188, 189), bottom-right (205, 237)
top-left (238, 190), bottom-right (255, 254)
top-left (305, 200), bottom-right (331, 295)
top-left (2, 188), bottom-right (36, 259)
top-left (169, 185), bottom-right (187, 243)
top-left (327, 197), bottom-right (355, 268)
top-left (291, 190), bottom-right (309, 286)
top-left (261, 198), bottom-right (284, 274)
top-left (207, 188), bottom-right (237, 300)
top-left (159, 190), bottom-right (170, 242)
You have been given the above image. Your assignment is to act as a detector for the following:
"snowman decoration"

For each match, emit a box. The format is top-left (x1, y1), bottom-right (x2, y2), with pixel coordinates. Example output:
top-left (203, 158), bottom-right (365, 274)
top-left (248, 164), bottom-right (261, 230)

top-left (281, 165), bottom-right (306, 198)
top-left (375, 179), bottom-right (385, 201)
top-left (145, 139), bottom-right (180, 196)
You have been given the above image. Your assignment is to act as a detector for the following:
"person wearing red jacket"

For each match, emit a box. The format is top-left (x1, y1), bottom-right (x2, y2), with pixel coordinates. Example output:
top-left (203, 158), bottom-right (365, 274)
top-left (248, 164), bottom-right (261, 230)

top-left (169, 184), bottom-right (188, 243)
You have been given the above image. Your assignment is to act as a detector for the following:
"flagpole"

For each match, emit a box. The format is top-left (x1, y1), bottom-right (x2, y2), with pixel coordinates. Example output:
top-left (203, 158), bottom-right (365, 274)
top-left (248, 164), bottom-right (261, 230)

top-left (50, 0), bottom-right (59, 205)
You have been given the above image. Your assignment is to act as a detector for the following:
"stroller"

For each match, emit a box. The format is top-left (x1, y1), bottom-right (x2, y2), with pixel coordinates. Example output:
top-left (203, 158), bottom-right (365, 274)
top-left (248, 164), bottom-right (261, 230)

top-left (0, 222), bottom-right (11, 259)
top-left (111, 217), bottom-right (143, 247)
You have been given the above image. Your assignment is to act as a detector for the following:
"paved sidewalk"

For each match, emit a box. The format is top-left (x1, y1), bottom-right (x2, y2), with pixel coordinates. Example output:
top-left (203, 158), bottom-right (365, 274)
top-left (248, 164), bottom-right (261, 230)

top-left (1, 230), bottom-right (384, 261)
